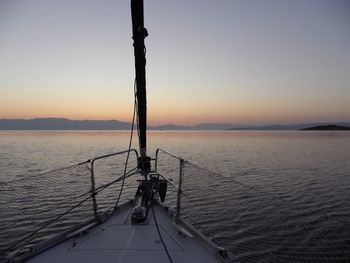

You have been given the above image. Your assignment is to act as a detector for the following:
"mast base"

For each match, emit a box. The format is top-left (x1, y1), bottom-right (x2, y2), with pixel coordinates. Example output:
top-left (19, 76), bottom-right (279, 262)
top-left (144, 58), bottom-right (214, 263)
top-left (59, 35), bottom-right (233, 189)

top-left (137, 156), bottom-right (151, 170)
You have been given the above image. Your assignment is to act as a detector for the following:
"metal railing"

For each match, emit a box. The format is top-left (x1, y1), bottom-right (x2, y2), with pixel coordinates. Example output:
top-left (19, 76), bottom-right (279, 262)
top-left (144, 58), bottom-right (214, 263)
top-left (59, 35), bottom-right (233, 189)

top-left (0, 149), bottom-right (139, 261)
top-left (155, 149), bottom-right (184, 223)
top-left (89, 149), bottom-right (139, 219)
top-left (155, 148), bottom-right (350, 263)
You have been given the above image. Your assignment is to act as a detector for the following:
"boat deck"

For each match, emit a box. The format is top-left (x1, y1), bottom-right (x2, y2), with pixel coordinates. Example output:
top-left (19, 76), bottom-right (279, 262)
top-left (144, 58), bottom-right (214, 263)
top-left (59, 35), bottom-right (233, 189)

top-left (27, 202), bottom-right (222, 263)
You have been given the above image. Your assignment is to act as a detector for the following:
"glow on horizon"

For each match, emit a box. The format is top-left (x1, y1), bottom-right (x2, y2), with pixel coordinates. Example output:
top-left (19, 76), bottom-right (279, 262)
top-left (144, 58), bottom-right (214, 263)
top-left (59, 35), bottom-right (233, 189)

top-left (1, 0), bottom-right (350, 126)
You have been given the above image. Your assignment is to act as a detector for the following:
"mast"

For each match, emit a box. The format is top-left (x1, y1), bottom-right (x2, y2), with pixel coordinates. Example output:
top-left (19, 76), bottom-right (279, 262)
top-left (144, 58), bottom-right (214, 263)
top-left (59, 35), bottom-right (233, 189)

top-left (130, 0), bottom-right (154, 224)
top-left (131, 0), bottom-right (148, 165)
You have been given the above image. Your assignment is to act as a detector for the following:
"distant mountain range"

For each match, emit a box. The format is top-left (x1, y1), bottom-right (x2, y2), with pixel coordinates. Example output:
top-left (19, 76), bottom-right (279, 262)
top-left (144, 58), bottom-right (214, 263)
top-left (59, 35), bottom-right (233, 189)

top-left (0, 118), bottom-right (349, 130)
top-left (0, 118), bottom-right (131, 130)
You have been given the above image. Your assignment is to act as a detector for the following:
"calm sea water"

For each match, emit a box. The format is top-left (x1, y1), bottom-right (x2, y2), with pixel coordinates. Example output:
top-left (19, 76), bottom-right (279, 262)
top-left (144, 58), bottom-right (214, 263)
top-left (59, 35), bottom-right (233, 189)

top-left (1, 130), bottom-right (350, 261)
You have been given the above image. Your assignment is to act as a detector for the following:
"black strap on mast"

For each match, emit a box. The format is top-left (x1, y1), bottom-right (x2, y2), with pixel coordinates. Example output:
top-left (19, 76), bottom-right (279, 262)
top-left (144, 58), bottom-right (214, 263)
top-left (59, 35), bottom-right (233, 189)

top-left (131, 0), bottom-right (150, 170)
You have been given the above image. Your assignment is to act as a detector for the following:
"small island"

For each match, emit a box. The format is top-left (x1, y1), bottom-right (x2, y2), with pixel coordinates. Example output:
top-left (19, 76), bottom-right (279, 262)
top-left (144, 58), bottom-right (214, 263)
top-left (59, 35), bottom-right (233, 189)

top-left (301, 125), bottom-right (350, 131)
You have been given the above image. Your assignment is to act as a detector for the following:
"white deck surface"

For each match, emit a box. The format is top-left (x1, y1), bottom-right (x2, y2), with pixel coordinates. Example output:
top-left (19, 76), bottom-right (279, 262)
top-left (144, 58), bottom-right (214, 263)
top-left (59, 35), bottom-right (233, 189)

top-left (27, 203), bottom-right (222, 263)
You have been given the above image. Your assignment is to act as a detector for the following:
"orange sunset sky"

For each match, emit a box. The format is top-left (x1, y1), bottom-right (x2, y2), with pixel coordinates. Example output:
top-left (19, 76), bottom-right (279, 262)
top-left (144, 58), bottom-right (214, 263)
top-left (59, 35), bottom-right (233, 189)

top-left (1, 0), bottom-right (349, 126)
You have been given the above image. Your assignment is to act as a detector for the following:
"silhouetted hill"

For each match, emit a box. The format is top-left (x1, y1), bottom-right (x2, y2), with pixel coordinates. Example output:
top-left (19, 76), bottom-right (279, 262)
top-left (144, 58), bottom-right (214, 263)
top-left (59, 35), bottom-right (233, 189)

top-left (229, 123), bottom-right (350, 130)
top-left (0, 118), bottom-right (131, 130)
top-left (301, 125), bottom-right (350, 131)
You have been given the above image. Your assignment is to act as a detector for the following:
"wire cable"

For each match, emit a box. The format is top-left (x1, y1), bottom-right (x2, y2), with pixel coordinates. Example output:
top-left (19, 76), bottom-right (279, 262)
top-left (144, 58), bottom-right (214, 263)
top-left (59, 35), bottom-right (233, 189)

top-left (151, 204), bottom-right (174, 263)
top-left (114, 80), bottom-right (137, 210)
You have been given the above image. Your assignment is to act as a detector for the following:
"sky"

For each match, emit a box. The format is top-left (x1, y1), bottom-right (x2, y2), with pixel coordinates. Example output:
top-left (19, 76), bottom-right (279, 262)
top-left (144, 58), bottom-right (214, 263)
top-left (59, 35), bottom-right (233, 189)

top-left (0, 0), bottom-right (349, 126)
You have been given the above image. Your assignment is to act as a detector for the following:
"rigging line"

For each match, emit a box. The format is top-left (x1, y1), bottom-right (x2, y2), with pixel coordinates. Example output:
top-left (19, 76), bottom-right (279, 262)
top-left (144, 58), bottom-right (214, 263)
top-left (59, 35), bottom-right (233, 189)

top-left (2, 193), bottom-right (93, 254)
top-left (151, 205), bottom-right (174, 263)
top-left (150, 173), bottom-right (173, 263)
top-left (114, 79), bottom-right (137, 211)
top-left (95, 169), bottom-right (139, 195)
top-left (3, 167), bottom-right (141, 254)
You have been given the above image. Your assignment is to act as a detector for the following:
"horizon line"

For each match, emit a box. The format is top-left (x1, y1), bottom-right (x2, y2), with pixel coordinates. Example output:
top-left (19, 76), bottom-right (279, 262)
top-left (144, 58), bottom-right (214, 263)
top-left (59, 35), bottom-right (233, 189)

top-left (1, 117), bottom-right (350, 127)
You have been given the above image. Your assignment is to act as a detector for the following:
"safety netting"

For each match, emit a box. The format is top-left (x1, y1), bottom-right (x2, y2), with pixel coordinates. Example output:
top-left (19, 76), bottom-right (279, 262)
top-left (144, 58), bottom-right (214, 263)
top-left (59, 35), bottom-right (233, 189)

top-left (2, 148), bottom-right (349, 262)
top-left (0, 150), bottom-right (139, 262)
top-left (156, 149), bottom-right (350, 263)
